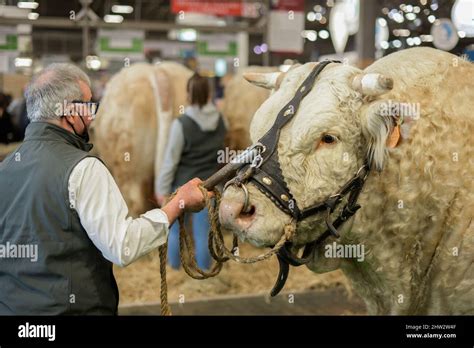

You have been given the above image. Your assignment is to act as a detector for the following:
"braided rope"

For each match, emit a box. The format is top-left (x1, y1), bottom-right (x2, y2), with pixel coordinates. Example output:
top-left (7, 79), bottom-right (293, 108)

top-left (200, 186), bottom-right (296, 264)
top-left (158, 243), bottom-right (172, 316)
top-left (157, 184), bottom-right (297, 315)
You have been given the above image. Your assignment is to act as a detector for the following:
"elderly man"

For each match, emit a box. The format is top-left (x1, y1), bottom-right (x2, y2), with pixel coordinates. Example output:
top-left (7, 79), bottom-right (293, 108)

top-left (0, 63), bottom-right (212, 315)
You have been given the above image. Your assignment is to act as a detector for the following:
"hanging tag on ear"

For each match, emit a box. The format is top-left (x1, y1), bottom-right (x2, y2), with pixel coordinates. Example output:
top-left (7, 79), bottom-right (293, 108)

top-left (386, 125), bottom-right (401, 148)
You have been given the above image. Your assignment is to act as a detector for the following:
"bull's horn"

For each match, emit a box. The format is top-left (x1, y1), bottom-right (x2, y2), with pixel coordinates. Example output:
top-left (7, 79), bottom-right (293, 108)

top-left (243, 71), bottom-right (283, 90)
top-left (352, 73), bottom-right (393, 96)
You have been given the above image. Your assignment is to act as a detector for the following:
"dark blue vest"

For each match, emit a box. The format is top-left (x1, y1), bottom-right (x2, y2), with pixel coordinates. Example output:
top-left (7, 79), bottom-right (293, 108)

top-left (0, 122), bottom-right (119, 315)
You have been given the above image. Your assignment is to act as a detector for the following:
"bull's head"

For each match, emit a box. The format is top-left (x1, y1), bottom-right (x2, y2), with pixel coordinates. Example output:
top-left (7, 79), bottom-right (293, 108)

top-left (219, 62), bottom-right (399, 249)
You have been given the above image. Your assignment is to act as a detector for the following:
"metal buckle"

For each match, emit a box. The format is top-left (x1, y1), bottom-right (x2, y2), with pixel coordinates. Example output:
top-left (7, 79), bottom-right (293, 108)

top-left (325, 208), bottom-right (340, 238)
top-left (248, 142), bottom-right (265, 153)
top-left (356, 163), bottom-right (369, 180)
top-left (250, 153), bottom-right (263, 168)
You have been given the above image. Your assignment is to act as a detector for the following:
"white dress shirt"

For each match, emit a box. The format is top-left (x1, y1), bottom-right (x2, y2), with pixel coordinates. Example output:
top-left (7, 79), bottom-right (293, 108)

top-left (68, 157), bottom-right (169, 267)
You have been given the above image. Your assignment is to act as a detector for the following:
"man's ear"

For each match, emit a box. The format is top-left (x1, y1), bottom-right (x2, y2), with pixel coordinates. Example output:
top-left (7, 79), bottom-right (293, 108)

top-left (361, 100), bottom-right (403, 170)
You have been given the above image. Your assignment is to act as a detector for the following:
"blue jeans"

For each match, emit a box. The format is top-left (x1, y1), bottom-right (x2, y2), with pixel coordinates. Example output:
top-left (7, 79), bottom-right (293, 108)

top-left (167, 207), bottom-right (212, 270)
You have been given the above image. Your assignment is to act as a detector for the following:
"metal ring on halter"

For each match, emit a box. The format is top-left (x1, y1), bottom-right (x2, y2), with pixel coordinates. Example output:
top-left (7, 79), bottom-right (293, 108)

top-left (356, 163), bottom-right (369, 179)
top-left (250, 142), bottom-right (266, 154)
top-left (223, 180), bottom-right (251, 213)
top-left (240, 183), bottom-right (251, 212)
top-left (250, 154), bottom-right (263, 168)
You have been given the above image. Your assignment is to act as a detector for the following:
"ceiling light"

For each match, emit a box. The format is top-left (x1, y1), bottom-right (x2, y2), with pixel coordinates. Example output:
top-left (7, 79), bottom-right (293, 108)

top-left (306, 31), bottom-right (317, 41)
top-left (393, 12), bottom-right (404, 23)
top-left (393, 39), bottom-right (402, 48)
top-left (319, 30), bottom-right (329, 39)
top-left (28, 12), bottom-right (39, 20)
top-left (86, 56), bottom-right (101, 70)
top-left (104, 14), bottom-right (124, 23)
top-left (15, 57), bottom-right (32, 67)
top-left (307, 12), bottom-right (316, 21)
top-left (111, 5), bottom-right (133, 14)
top-left (17, 1), bottom-right (38, 10)
top-left (420, 34), bottom-right (434, 42)
top-left (177, 29), bottom-right (197, 42)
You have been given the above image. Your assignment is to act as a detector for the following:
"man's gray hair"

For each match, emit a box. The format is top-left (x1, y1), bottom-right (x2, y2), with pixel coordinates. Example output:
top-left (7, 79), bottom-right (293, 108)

top-left (25, 63), bottom-right (91, 121)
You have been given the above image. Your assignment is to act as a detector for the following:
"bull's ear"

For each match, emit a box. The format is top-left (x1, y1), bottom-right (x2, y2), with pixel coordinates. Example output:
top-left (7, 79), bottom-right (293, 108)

top-left (352, 73), bottom-right (393, 96)
top-left (361, 100), bottom-right (402, 170)
top-left (243, 71), bottom-right (283, 90)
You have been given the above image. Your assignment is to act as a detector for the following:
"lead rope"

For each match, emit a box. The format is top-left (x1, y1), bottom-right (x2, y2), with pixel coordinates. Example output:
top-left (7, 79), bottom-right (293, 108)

top-left (157, 185), bottom-right (296, 315)
top-left (158, 243), bottom-right (172, 316)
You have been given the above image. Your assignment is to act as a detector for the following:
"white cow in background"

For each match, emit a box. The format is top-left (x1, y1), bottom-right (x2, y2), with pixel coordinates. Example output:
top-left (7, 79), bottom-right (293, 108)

top-left (219, 48), bottom-right (474, 314)
top-left (92, 62), bottom-right (192, 216)
top-left (221, 66), bottom-right (277, 150)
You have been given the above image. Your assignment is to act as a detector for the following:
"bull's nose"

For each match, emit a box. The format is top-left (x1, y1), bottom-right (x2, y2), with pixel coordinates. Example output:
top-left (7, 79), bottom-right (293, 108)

top-left (219, 199), bottom-right (256, 231)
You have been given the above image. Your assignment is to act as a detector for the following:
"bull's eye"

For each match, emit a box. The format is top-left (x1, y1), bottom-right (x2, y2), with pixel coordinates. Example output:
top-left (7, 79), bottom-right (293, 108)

top-left (321, 134), bottom-right (337, 144)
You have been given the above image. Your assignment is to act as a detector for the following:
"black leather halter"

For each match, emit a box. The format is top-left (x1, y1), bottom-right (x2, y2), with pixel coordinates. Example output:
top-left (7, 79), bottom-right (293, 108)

top-left (224, 61), bottom-right (370, 296)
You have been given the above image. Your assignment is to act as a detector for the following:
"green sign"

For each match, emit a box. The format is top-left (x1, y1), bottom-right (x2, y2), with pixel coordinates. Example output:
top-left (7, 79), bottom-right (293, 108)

top-left (99, 37), bottom-right (143, 53)
top-left (0, 34), bottom-right (18, 51)
top-left (197, 41), bottom-right (237, 56)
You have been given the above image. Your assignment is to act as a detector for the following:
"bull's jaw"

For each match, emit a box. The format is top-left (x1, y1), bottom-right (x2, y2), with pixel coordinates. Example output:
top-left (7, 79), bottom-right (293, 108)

top-left (303, 220), bottom-right (357, 273)
top-left (291, 218), bottom-right (327, 246)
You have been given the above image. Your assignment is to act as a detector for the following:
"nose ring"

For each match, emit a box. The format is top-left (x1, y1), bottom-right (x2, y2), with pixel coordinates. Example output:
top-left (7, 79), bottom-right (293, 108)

top-left (223, 180), bottom-right (251, 213)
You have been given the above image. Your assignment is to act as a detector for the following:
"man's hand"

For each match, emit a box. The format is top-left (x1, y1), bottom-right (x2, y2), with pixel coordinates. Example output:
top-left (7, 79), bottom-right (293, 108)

top-left (176, 178), bottom-right (214, 212)
top-left (161, 178), bottom-right (214, 224)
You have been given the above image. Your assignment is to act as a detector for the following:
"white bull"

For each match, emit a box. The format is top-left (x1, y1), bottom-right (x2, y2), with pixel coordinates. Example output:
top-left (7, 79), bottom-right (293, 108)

top-left (219, 47), bottom-right (474, 314)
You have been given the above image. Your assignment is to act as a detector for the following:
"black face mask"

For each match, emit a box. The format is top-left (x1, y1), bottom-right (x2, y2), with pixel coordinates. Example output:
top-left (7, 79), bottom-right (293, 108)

top-left (65, 116), bottom-right (90, 143)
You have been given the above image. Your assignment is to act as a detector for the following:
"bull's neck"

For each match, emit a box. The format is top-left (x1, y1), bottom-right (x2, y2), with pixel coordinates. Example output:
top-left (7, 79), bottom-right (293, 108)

top-left (339, 169), bottom-right (446, 314)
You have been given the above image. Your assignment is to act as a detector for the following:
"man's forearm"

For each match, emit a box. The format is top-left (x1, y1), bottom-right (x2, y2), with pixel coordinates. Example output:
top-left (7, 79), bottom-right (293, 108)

top-left (161, 195), bottom-right (183, 225)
